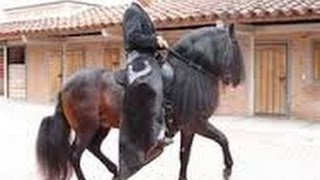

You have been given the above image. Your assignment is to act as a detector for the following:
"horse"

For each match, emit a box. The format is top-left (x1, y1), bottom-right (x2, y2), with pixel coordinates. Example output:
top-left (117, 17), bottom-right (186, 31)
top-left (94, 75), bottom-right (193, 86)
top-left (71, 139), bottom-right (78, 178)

top-left (36, 24), bottom-right (244, 180)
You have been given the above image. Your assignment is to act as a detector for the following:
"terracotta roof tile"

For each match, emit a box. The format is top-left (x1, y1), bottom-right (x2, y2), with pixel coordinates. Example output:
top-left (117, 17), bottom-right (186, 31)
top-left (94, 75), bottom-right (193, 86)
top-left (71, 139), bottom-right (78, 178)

top-left (1, 0), bottom-right (320, 37)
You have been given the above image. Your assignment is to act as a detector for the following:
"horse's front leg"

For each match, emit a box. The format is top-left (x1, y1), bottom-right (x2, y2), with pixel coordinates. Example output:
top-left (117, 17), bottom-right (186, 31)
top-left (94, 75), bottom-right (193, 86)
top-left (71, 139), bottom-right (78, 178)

top-left (179, 130), bottom-right (195, 180)
top-left (196, 121), bottom-right (233, 180)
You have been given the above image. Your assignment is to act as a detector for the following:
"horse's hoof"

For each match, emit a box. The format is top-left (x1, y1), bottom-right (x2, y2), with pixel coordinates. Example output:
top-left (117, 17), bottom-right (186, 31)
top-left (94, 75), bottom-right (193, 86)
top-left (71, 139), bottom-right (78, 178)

top-left (223, 167), bottom-right (232, 180)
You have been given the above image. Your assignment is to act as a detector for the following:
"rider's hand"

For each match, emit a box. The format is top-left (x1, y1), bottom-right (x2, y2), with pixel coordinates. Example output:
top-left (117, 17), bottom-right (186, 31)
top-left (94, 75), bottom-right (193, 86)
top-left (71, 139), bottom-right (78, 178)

top-left (157, 36), bottom-right (169, 49)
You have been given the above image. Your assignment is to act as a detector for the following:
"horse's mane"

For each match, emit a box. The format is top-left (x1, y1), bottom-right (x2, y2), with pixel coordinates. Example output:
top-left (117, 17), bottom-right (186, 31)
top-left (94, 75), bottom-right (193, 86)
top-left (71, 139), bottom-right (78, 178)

top-left (165, 26), bottom-right (240, 122)
top-left (172, 27), bottom-right (233, 75)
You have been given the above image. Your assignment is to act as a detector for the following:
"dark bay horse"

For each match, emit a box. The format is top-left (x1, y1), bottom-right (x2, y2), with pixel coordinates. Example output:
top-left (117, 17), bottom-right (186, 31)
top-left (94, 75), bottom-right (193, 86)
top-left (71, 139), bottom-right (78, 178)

top-left (36, 25), bottom-right (244, 180)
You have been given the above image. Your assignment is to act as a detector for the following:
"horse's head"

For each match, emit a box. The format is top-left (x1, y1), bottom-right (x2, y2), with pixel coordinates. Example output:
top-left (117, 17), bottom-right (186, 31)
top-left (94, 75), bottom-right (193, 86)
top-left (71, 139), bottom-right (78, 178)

top-left (220, 24), bottom-right (245, 87)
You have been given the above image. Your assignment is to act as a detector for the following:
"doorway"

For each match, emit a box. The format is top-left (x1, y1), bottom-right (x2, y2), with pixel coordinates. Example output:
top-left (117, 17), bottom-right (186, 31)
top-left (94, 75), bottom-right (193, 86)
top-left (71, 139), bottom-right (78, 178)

top-left (254, 44), bottom-right (288, 115)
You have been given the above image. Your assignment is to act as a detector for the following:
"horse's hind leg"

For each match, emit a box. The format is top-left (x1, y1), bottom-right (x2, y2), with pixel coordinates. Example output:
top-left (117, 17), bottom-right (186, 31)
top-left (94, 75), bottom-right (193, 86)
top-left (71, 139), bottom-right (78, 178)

top-left (87, 127), bottom-right (118, 178)
top-left (195, 121), bottom-right (233, 180)
top-left (179, 130), bottom-right (195, 180)
top-left (70, 128), bottom-right (97, 180)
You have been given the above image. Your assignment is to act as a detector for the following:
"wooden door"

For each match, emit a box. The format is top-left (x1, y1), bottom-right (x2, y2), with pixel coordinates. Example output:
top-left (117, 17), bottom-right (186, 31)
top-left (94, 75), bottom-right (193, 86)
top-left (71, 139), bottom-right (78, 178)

top-left (254, 44), bottom-right (287, 115)
top-left (104, 48), bottom-right (120, 71)
top-left (47, 50), bottom-right (62, 101)
top-left (313, 42), bottom-right (320, 80)
top-left (0, 48), bottom-right (4, 95)
top-left (65, 50), bottom-right (85, 78)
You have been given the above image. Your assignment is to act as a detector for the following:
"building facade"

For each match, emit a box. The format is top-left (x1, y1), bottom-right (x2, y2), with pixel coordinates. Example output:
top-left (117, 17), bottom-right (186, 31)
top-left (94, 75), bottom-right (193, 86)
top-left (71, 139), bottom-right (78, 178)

top-left (0, 0), bottom-right (319, 120)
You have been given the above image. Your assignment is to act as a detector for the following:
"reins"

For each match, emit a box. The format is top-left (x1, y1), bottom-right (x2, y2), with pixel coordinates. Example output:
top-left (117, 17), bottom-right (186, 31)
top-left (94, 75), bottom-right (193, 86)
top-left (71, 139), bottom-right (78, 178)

top-left (167, 48), bottom-right (217, 79)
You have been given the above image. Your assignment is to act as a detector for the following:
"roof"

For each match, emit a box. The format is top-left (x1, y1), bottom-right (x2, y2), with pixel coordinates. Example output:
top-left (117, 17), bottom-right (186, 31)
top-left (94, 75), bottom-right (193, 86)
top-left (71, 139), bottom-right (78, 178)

top-left (1, 0), bottom-right (320, 37)
top-left (3, 0), bottom-right (101, 11)
top-left (1, 0), bottom-right (103, 26)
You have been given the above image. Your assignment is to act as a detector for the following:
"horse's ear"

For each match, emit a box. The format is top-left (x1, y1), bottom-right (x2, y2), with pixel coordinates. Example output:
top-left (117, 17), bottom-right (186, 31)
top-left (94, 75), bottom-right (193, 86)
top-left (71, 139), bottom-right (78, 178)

top-left (228, 24), bottom-right (235, 36)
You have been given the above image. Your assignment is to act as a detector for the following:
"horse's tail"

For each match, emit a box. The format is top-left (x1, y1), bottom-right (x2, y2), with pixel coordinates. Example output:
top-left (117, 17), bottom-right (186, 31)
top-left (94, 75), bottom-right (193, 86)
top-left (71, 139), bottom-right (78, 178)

top-left (36, 92), bottom-right (72, 180)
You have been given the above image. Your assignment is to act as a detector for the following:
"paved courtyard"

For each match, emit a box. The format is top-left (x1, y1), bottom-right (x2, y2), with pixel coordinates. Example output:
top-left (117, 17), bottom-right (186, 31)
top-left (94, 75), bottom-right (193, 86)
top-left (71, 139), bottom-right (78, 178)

top-left (0, 98), bottom-right (320, 180)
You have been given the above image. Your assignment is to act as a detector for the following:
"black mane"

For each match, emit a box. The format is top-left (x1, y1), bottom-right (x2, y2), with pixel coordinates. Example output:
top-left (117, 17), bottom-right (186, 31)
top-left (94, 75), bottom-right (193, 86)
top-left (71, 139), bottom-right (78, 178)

top-left (171, 27), bottom-right (232, 76)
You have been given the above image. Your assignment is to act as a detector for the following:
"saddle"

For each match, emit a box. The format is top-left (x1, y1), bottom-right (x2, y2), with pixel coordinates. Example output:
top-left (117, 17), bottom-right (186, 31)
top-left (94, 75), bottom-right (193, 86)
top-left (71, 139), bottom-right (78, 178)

top-left (114, 53), bottom-right (174, 89)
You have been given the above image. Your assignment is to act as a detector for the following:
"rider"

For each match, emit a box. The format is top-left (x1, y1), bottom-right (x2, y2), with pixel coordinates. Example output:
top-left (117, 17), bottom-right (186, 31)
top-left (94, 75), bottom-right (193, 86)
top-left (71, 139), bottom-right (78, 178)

top-left (122, 0), bottom-right (172, 161)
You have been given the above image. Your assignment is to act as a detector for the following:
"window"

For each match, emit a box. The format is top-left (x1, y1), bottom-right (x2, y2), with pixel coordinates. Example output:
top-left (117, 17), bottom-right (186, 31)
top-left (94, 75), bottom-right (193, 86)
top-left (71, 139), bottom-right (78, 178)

top-left (8, 46), bottom-right (25, 64)
top-left (314, 42), bottom-right (320, 81)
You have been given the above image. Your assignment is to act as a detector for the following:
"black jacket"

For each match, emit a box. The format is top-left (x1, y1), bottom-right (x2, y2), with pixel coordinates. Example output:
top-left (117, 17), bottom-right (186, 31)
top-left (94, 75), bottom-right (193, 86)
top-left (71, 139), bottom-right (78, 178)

top-left (122, 3), bottom-right (160, 54)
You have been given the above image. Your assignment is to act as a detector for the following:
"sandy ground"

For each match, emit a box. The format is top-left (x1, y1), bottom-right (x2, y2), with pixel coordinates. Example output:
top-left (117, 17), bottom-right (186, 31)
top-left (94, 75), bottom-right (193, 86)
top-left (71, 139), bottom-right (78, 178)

top-left (1, 98), bottom-right (320, 180)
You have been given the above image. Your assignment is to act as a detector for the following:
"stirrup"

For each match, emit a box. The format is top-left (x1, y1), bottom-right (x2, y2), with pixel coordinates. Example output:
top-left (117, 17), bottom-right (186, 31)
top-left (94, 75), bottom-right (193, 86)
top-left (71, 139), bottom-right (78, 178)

top-left (145, 144), bottom-right (164, 164)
